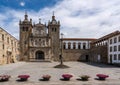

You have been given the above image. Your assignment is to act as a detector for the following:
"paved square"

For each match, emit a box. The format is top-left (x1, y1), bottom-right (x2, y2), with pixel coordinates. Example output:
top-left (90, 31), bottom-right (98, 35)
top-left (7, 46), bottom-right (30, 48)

top-left (0, 62), bottom-right (120, 85)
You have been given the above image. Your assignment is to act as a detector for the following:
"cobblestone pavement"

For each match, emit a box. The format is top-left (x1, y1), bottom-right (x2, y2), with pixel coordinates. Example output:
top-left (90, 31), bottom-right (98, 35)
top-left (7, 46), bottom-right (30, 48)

top-left (0, 62), bottom-right (120, 85)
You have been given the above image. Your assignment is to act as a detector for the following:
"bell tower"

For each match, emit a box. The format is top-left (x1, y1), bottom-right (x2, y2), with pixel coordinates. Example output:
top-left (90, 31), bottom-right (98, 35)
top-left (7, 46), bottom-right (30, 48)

top-left (48, 12), bottom-right (60, 61)
top-left (19, 11), bottom-right (32, 61)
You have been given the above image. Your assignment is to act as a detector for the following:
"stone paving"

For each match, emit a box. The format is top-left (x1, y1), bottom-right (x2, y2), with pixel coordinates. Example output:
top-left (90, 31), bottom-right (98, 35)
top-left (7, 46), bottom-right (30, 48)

top-left (0, 61), bottom-right (120, 85)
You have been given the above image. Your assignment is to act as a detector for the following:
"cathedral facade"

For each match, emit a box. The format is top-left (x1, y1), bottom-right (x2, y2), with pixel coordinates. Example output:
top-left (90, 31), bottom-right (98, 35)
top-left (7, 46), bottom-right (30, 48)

top-left (19, 13), bottom-right (60, 61)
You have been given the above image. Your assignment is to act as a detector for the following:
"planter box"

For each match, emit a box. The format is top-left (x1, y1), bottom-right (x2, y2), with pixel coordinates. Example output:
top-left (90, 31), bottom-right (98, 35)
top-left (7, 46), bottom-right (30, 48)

top-left (96, 74), bottom-right (109, 80)
top-left (18, 75), bottom-right (30, 81)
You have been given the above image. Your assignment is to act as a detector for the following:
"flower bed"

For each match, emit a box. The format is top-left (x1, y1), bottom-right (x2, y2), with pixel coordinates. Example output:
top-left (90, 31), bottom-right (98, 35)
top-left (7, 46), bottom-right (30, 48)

top-left (96, 74), bottom-right (109, 80)
top-left (0, 75), bottom-right (11, 82)
top-left (80, 75), bottom-right (90, 81)
top-left (41, 75), bottom-right (51, 81)
top-left (61, 74), bottom-right (73, 81)
top-left (18, 75), bottom-right (30, 81)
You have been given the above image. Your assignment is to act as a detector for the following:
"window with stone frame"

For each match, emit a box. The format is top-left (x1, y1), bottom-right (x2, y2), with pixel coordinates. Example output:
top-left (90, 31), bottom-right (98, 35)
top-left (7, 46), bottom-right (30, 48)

top-left (118, 54), bottom-right (120, 60)
top-left (3, 55), bottom-right (4, 58)
top-left (35, 40), bottom-right (37, 45)
top-left (73, 42), bottom-right (76, 49)
top-left (114, 54), bottom-right (117, 60)
top-left (11, 40), bottom-right (13, 45)
top-left (114, 46), bottom-right (117, 52)
top-left (7, 37), bottom-right (9, 44)
top-left (26, 27), bottom-right (28, 31)
top-left (63, 42), bottom-right (66, 49)
top-left (22, 27), bottom-right (24, 31)
top-left (119, 36), bottom-right (120, 42)
top-left (110, 39), bottom-right (112, 44)
top-left (3, 44), bottom-right (4, 49)
top-left (68, 42), bottom-right (71, 49)
top-left (110, 46), bottom-right (112, 52)
top-left (118, 45), bottom-right (120, 51)
top-left (83, 43), bottom-right (86, 49)
top-left (114, 37), bottom-right (117, 43)
top-left (78, 43), bottom-right (81, 49)
top-left (2, 34), bottom-right (4, 41)
top-left (43, 40), bottom-right (45, 46)
top-left (55, 28), bottom-right (57, 32)
top-left (110, 54), bottom-right (112, 59)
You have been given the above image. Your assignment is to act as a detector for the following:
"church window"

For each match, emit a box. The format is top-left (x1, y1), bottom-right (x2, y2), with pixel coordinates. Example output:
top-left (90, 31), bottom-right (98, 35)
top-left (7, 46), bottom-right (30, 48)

top-left (52, 28), bottom-right (54, 31)
top-left (22, 27), bottom-right (25, 31)
top-left (26, 27), bottom-right (28, 31)
top-left (31, 39), bottom-right (33, 41)
top-left (43, 40), bottom-right (45, 46)
top-left (68, 42), bottom-right (71, 49)
top-left (35, 40), bottom-right (37, 45)
top-left (55, 28), bottom-right (57, 32)
top-left (78, 43), bottom-right (81, 49)
top-left (39, 39), bottom-right (41, 41)
top-left (73, 42), bottom-right (76, 49)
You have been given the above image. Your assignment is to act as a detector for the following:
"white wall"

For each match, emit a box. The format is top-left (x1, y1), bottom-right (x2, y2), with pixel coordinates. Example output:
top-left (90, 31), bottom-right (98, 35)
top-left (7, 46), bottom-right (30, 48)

top-left (108, 34), bottom-right (120, 64)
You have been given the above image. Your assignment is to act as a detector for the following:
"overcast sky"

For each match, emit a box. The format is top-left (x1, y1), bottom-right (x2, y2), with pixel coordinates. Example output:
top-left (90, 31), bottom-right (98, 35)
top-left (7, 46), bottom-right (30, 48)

top-left (0, 0), bottom-right (120, 39)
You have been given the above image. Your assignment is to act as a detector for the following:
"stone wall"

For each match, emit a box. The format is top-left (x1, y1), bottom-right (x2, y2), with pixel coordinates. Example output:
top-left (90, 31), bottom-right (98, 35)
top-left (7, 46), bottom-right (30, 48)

top-left (62, 49), bottom-right (88, 61)
top-left (89, 45), bottom-right (108, 63)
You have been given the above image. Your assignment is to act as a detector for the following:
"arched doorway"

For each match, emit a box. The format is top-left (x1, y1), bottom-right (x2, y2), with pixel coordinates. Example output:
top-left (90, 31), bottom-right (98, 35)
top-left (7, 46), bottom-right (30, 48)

top-left (35, 51), bottom-right (44, 60)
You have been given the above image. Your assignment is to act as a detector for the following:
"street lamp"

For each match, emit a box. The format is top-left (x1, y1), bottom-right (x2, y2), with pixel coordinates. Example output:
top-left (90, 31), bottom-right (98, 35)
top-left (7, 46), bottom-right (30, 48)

top-left (54, 33), bottom-right (69, 68)
top-left (60, 33), bottom-right (64, 65)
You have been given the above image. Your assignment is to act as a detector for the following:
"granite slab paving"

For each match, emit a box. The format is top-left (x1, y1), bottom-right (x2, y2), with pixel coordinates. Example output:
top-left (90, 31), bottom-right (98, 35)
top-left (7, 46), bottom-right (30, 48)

top-left (0, 62), bottom-right (120, 85)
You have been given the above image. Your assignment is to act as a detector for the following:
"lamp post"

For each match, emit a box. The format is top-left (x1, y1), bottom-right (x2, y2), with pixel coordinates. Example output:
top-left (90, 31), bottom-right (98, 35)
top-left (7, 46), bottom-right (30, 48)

top-left (54, 33), bottom-right (69, 68)
top-left (60, 33), bottom-right (64, 65)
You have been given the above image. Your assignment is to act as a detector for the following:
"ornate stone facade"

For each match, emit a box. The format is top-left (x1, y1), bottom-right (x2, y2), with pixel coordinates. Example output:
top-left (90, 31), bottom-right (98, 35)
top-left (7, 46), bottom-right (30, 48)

top-left (19, 13), bottom-right (60, 61)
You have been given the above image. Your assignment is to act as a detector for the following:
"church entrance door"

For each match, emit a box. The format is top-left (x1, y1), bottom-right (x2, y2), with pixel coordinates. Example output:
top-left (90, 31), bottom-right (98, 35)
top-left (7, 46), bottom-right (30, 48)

top-left (35, 51), bottom-right (44, 60)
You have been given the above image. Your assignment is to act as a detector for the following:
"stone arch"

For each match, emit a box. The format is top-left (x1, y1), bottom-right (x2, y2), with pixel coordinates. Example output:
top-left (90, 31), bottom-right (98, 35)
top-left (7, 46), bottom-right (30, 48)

top-left (35, 50), bottom-right (44, 60)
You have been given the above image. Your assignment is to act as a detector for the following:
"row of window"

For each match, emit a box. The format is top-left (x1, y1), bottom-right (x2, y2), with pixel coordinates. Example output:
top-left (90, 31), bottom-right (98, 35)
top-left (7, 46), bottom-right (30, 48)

top-left (2, 34), bottom-right (18, 47)
top-left (110, 54), bottom-right (120, 60)
top-left (63, 42), bottom-right (88, 49)
top-left (110, 36), bottom-right (120, 44)
top-left (22, 27), bottom-right (28, 31)
top-left (52, 28), bottom-right (57, 32)
top-left (110, 45), bottom-right (120, 52)
top-left (2, 44), bottom-right (18, 52)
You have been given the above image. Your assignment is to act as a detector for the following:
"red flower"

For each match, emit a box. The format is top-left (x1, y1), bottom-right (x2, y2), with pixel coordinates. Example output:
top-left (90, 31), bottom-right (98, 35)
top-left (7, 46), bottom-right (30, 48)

top-left (42, 75), bottom-right (51, 79)
top-left (96, 74), bottom-right (109, 78)
top-left (18, 75), bottom-right (30, 79)
top-left (62, 74), bottom-right (73, 78)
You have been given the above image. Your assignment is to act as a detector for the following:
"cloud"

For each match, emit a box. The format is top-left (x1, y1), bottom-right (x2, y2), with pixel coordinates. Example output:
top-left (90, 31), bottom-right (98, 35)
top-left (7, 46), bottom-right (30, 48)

top-left (0, 0), bottom-right (120, 40)
top-left (20, 2), bottom-right (25, 7)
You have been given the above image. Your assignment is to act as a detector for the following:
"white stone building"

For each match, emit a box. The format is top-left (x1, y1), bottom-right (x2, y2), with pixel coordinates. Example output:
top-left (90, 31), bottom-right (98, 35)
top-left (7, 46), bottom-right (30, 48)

top-left (108, 31), bottom-right (120, 64)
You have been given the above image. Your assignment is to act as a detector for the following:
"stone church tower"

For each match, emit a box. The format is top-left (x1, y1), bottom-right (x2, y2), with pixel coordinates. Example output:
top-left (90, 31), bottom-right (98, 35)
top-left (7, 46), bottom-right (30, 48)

top-left (19, 12), bottom-right (32, 61)
top-left (19, 12), bottom-right (60, 61)
top-left (48, 14), bottom-right (60, 61)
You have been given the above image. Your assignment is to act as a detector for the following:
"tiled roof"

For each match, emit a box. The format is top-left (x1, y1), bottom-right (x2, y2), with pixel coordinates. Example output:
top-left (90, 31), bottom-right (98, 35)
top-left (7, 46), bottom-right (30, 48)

top-left (62, 38), bottom-right (96, 41)
top-left (93, 30), bottom-right (120, 43)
